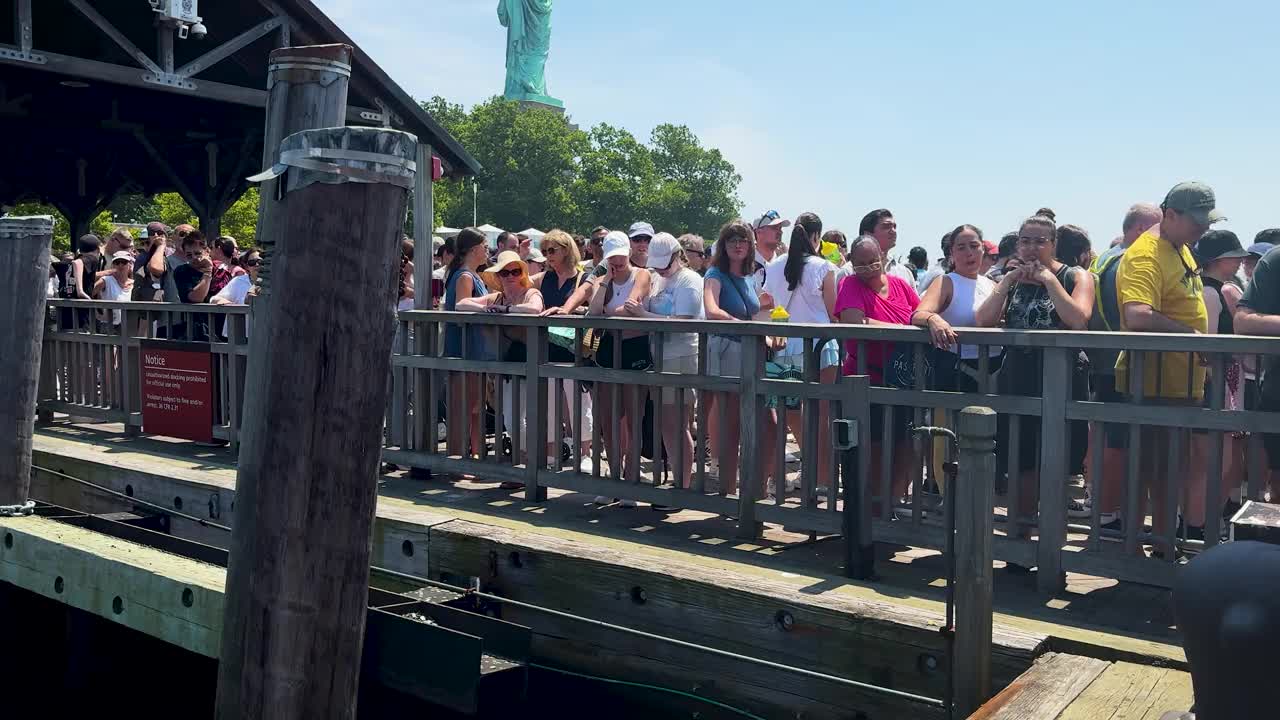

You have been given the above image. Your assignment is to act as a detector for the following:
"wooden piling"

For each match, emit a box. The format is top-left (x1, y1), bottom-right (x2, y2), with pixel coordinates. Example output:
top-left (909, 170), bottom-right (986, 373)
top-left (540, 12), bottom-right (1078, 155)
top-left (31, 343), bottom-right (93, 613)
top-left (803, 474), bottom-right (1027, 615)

top-left (0, 215), bottom-right (53, 508)
top-left (253, 44), bottom-right (352, 294)
top-left (955, 406), bottom-right (996, 717)
top-left (213, 48), bottom-right (416, 718)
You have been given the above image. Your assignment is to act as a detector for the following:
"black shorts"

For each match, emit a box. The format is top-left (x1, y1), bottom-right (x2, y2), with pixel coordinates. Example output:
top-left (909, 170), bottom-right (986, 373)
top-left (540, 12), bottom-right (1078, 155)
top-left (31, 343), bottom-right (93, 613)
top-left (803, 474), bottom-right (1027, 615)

top-left (1259, 372), bottom-right (1280, 471)
top-left (868, 403), bottom-right (913, 445)
top-left (1092, 374), bottom-right (1129, 449)
top-left (998, 349), bottom-right (1090, 474)
top-left (596, 335), bottom-right (652, 372)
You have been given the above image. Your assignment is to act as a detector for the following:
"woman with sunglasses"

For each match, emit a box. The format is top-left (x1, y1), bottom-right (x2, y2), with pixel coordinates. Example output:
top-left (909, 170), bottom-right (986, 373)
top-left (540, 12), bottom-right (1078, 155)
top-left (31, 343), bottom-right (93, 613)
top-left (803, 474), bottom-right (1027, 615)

top-left (587, 231), bottom-right (653, 495)
top-left (976, 214), bottom-right (1094, 555)
top-left (457, 250), bottom-right (546, 479)
top-left (529, 229), bottom-right (595, 471)
top-left (836, 236), bottom-right (921, 515)
top-left (443, 228), bottom-right (494, 459)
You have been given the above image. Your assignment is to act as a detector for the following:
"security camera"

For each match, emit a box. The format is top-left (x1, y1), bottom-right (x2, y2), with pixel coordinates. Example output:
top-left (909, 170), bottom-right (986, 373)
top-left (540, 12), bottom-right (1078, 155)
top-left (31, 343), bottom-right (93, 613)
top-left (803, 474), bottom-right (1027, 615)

top-left (190, 22), bottom-right (207, 39)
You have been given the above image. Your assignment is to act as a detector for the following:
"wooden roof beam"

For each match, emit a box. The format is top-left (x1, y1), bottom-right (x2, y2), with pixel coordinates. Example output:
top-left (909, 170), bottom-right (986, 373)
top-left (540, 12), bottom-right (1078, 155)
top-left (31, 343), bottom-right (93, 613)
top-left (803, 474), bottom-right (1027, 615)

top-left (64, 0), bottom-right (163, 76)
top-left (177, 17), bottom-right (285, 78)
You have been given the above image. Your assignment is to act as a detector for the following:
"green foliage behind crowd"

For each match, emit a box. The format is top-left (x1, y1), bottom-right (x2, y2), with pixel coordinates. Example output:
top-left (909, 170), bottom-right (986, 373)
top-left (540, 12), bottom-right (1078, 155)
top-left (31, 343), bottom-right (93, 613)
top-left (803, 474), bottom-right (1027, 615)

top-left (12, 95), bottom-right (741, 253)
top-left (425, 96), bottom-right (743, 239)
top-left (10, 189), bottom-right (261, 254)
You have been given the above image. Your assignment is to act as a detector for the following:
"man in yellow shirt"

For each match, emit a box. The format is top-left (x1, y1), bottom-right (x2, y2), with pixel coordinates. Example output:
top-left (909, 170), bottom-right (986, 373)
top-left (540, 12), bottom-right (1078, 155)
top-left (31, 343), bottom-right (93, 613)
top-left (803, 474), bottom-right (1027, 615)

top-left (1113, 181), bottom-right (1220, 554)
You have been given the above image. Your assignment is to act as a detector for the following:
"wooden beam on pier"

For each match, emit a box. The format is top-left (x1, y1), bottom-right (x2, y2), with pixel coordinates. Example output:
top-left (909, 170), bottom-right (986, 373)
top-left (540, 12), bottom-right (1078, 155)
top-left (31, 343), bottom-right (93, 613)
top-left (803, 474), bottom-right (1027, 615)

top-left (0, 216), bottom-right (53, 509)
top-left (214, 46), bottom-right (416, 720)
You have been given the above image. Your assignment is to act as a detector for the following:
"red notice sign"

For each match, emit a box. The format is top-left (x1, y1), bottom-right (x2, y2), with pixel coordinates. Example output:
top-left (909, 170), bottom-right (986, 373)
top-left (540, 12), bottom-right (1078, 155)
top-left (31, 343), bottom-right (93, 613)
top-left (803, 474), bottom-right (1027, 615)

top-left (140, 339), bottom-right (214, 442)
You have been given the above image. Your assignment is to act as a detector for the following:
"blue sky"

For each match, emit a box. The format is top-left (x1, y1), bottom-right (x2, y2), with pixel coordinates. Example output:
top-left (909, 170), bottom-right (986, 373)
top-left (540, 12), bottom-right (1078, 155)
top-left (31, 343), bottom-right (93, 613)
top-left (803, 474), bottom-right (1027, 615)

top-left (317, 0), bottom-right (1280, 256)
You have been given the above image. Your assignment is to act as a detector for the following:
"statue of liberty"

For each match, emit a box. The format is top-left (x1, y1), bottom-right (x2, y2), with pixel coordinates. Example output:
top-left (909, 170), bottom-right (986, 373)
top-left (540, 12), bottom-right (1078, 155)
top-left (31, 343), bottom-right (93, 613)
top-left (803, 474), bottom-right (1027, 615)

top-left (497, 0), bottom-right (563, 108)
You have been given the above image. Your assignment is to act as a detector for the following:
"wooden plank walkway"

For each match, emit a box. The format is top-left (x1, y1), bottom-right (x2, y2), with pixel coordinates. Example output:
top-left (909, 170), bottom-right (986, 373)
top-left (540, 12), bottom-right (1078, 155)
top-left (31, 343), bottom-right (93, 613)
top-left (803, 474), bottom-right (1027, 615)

top-left (972, 652), bottom-right (1193, 720)
top-left (30, 421), bottom-right (1185, 670)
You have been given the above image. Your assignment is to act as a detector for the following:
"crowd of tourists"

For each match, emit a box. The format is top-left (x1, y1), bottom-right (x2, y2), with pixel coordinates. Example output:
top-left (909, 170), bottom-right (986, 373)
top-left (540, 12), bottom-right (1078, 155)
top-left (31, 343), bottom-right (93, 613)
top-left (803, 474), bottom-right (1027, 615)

top-left (48, 221), bottom-right (262, 339)
top-left (42, 180), bottom-right (1280, 559)
top-left (428, 181), bottom-right (1280, 560)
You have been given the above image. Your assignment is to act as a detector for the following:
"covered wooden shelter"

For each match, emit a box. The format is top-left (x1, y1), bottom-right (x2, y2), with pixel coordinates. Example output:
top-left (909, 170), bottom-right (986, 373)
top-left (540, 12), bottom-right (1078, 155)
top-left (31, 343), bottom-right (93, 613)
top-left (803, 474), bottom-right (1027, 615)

top-left (0, 0), bottom-right (479, 238)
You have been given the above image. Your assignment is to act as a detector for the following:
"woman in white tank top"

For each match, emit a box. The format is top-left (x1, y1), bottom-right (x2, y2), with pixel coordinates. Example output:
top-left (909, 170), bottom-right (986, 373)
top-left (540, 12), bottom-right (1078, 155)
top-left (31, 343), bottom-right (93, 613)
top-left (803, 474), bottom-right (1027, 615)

top-left (910, 224), bottom-right (1003, 389)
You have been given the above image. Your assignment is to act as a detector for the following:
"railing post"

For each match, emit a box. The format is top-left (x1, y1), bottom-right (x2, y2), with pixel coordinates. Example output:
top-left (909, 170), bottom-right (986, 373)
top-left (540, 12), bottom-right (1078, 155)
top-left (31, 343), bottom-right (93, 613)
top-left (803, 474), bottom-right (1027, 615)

top-left (954, 406), bottom-right (996, 717)
top-left (0, 215), bottom-right (54, 509)
top-left (737, 334), bottom-right (763, 538)
top-left (525, 324), bottom-right (548, 501)
top-left (1036, 347), bottom-right (1070, 593)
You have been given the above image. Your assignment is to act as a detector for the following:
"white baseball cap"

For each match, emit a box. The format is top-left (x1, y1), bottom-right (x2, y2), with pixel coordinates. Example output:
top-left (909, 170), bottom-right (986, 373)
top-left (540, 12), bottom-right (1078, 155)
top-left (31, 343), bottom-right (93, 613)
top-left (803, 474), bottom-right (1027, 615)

top-left (751, 210), bottom-right (791, 231)
top-left (646, 232), bottom-right (680, 269)
top-left (602, 230), bottom-right (630, 260)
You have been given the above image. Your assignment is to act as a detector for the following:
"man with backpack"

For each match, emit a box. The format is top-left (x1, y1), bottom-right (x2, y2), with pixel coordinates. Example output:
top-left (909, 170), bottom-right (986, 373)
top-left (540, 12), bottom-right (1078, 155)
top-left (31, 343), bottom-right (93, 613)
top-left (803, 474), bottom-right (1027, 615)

top-left (1088, 202), bottom-right (1161, 529)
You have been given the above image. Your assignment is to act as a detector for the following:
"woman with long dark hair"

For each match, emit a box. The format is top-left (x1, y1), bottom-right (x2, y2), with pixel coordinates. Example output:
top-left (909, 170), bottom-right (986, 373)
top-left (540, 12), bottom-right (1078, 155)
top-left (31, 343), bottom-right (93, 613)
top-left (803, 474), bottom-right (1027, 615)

top-left (762, 212), bottom-right (839, 493)
top-left (443, 227), bottom-right (493, 459)
top-left (976, 214), bottom-right (1094, 553)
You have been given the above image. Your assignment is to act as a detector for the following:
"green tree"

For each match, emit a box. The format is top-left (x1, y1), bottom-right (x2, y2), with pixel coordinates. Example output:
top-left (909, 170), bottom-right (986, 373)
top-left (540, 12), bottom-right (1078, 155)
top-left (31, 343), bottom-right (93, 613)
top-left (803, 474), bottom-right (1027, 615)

top-left (648, 124), bottom-right (742, 239)
top-left (570, 123), bottom-right (660, 231)
top-left (147, 190), bottom-right (260, 246)
top-left (441, 96), bottom-right (587, 232)
top-left (5, 202), bottom-right (113, 253)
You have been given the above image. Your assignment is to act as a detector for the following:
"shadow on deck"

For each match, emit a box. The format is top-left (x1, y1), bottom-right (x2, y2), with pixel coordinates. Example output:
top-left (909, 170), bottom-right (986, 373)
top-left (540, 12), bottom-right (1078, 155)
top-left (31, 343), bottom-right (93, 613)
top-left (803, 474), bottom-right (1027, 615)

top-left (31, 420), bottom-right (1183, 667)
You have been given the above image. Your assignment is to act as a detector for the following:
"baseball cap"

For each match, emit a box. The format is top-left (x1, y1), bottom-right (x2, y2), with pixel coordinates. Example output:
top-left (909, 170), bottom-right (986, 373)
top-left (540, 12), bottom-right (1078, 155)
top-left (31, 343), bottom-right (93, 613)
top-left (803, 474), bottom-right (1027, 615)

top-left (526, 246), bottom-right (546, 264)
top-left (628, 221), bottom-right (655, 239)
top-left (110, 250), bottom-right (134, 263)
top-left (144, 221), bottom-right (168, 238)
top-left (1254, 229), bottom-right (1280, 247)
top-left (1162, 181), bottom-right (1226, 226)
top-left (1247, 242), bottom-right (1275, 258)
top-left (602, 230), bottom-right (630, 260)
top-left (982, 240), bottom-right (998, 256)
top-left (646, 232), bottom-right (680, 269)
top-left (1195, 229), bottom-right (1249, 265)
top-left (751, 210), bottom-right (791, 231)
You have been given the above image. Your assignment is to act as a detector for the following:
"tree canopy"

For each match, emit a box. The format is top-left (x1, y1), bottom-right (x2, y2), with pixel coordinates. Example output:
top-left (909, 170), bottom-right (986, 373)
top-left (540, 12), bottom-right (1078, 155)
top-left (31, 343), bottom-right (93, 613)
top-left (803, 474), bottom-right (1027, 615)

top-left (427, 96), bottom-right (742, 240)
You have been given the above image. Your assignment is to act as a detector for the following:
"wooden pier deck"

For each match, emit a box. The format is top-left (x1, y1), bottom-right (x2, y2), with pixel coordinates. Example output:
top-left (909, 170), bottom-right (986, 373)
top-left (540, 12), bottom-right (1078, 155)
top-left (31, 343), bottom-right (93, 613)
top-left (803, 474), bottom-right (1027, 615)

top-left (23, 421), bottom-right (1196, 718)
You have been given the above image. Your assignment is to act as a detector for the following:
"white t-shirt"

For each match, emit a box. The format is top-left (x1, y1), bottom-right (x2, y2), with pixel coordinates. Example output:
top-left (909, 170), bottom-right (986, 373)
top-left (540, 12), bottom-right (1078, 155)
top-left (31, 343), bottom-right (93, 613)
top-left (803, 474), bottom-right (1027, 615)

top-left (99, 275), bottom-right (130, 325)
top-left (646, 267), bottom-right (704, 358)
top-left (213, 274), bottom-right (253, 338)
top-left (763, 255), bottom-right (836, 357)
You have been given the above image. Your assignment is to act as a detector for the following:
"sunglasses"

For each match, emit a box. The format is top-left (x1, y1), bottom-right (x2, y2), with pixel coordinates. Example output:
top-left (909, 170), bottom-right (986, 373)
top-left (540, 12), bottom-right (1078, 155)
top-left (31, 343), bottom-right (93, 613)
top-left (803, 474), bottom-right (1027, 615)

top-left (244, 259), bottom-right (261, 267)
top-left (686, 249), bottom-right (705, 257)
top-left (543, 245), bottom-right (559, 255)
top-left (496, 267), bottom-right (523, 278)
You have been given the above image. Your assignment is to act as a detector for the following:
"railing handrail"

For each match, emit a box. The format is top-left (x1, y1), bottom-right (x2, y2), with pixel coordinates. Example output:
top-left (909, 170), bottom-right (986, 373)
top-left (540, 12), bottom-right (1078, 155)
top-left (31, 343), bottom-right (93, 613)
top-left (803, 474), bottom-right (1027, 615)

top-left (395, 308), bottom-right (1280, 355)
top-left (46, 299), bottom-right (251, 316)
top-left (45, 299), bottom-right (1280, 355)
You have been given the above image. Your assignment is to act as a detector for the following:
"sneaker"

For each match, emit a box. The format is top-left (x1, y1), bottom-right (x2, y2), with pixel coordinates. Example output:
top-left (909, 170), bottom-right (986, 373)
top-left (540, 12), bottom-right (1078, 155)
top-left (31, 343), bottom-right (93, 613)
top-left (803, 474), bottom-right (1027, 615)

top-left (618, 499), bottom-right (637, 508)
top-left (1098, 512), bottom-right (1123, 533)
top-left (1067, 497), bottom-right (1092, 519)
top-left (593, 496), bottom-right (612, 505)
top-left (579, 457), bottom-right (595, 475)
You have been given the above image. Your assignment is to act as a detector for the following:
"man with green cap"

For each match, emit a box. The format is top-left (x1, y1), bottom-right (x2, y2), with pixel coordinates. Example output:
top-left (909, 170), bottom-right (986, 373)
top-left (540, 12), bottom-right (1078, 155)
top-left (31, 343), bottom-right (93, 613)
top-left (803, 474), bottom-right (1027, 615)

top-left (1113, 181), bottom-right (1221, 553)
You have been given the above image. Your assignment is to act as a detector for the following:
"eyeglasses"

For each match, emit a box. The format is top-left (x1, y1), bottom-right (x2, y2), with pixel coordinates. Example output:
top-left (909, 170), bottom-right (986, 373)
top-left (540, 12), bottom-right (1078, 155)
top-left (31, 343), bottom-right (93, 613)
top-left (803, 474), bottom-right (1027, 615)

top-left (244, 259), bottom-right (261, 267)
top-left (1176, 247), bottom-right (1201, 282)
top-left (1017, 236), bottom-right (1052, 246)
top-left (851, 261), bottom-right (883, 274)
top-left (496, 267), bottom-right (523, 278)
top-left (685, 249), bottom-right (705, 257)
top-left (725, 237), bottom-right (750, 246)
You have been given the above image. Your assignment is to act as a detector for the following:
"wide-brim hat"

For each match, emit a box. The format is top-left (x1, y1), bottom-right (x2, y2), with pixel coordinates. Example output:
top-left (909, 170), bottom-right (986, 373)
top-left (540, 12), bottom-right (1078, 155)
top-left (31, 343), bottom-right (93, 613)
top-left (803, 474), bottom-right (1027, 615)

top-left (482, 250), bottom-right (531, 287)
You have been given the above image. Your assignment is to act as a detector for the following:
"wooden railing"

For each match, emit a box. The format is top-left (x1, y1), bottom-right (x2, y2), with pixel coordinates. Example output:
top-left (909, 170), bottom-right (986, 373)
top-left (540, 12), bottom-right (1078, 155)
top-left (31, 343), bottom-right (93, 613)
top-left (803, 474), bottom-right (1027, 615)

top-left (38, 299), bottom-right (1280, 592)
